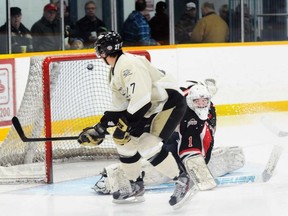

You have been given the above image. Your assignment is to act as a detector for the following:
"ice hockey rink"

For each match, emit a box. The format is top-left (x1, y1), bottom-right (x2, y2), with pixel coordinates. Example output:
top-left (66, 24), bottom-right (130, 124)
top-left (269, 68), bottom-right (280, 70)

top-left (0, 111), bottom-right (287, 216)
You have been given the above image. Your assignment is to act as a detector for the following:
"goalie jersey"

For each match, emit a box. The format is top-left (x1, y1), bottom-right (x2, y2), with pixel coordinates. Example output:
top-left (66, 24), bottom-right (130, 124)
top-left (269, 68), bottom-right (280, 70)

top-left (177, 102), bottom-right (216, 164)
top-left (108, 53), bottom-right (183, 118)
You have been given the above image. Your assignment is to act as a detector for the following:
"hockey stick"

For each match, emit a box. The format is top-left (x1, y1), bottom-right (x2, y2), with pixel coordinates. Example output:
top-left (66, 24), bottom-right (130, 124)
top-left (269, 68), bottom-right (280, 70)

top-left (217, 144), bottom-right (282, 185)
top-left (261, 144), bottom-right (283, 182)
top-left (261, 116), bottom-right (288, 137)
top-left (146, 144), bottom-right (283, 192)
top-left (259, 116), bottom-right (287, 182)
top-left (12, 116), bottom-right (79, 142)
top-left (145, 173), bottom-right (260, 191)
top-left (213, 117), bottom-right (286, 187)
top-left (146, 174), bottom-right (268, 192)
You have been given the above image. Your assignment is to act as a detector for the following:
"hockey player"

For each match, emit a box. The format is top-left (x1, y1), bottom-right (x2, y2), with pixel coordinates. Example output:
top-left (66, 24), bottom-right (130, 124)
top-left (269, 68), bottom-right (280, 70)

top-left (163, 81), bottom-right (244, 190)
top-left (77, 31), bottom-right (198, 208)
top-left (169, 82), bottom-right (218, 190)
top-left (92, 80), bottom-right (245, 194)
top-left (165, 81), bottom-right (216, 163)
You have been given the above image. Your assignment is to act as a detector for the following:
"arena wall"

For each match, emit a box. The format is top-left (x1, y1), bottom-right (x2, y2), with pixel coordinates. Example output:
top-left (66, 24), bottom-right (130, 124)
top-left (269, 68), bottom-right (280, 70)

top-left (1, 41), bottom-right (288, 140)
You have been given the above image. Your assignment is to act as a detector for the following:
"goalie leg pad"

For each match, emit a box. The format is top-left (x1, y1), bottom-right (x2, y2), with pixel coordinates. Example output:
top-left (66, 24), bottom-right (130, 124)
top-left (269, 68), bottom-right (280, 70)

top-left (184, 154), bottom-right (217, 191)
top-left (91, 169), bottom-right (111, 194)
top-left (92, 163), bottom-right (132, 194)
top-left (208, 146), bottom-right (245, 177)
top-left (93, 160), bottom-right (172, 195)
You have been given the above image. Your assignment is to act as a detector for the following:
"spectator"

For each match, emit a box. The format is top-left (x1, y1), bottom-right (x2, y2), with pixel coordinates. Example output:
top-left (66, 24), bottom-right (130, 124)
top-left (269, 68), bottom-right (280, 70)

top-left (70, 38), bottom-right (84, 50)
top-left (0, 7), bottom-right (33, 53)
top-left (149, 1), bottom-right (169, 45)
top-left (122, 0), bottom-right (158, 46)
top-left (219, 4), bottom-right (230, 26)
top-left (75, 1), bottom-right (107, 48)
top-left (143, 9), bottom-right (151, 21)
top-left (175, 2), bottom-right (198, 44)
top-left (190, 2), bottom-right (229, 43)
top-left (31, 3), bottom-right (61, 52)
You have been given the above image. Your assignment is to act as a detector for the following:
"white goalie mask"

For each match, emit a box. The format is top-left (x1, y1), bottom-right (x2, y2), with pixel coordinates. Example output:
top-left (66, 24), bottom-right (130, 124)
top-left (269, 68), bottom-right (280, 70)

top-left (186, 84), bottom-right (211, 120)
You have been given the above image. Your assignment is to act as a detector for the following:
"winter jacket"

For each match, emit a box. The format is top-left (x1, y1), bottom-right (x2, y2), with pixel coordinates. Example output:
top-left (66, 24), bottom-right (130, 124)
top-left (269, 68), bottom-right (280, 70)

top-left (31, 16), bottom-right (61, 52)
top-left (0, 23), bottom-right (33, 53)
top-left (190, 12), bottom-right (229, 43)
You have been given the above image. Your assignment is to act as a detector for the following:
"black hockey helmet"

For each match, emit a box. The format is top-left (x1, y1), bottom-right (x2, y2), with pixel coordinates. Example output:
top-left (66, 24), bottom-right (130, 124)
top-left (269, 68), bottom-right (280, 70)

top-left (95, 31), bottom-right (123, 58)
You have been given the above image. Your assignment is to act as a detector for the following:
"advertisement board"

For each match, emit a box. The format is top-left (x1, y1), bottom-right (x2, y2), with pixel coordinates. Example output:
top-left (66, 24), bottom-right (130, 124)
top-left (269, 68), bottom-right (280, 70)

top-left (0, 59), bottom-right (16, 126)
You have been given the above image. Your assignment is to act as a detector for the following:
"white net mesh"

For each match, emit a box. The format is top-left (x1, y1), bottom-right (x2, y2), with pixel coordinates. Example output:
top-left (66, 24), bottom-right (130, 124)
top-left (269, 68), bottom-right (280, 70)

top-left (0, 53), bottom-right (122, 183)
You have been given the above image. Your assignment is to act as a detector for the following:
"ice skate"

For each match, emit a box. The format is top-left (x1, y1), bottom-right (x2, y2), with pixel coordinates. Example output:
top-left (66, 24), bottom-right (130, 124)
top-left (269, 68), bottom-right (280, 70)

top-left (169, 172), bottom-right (199, 209)
top-left (112, 173), bottom-right (145, 204)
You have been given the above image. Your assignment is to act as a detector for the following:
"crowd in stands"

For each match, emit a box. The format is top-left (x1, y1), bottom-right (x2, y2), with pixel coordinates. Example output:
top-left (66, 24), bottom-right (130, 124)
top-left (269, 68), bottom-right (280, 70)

top-left (0, 0), bottom-right (256, 54)
top-left (175, 2), bottom-right (198, 44)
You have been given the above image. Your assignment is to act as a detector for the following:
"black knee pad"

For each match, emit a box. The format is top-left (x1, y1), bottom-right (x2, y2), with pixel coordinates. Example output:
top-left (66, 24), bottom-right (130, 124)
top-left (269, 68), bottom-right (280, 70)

top-left (148, 146), bottom-right (169, 167)
top-left (119, 152), bottom-right (141, 164)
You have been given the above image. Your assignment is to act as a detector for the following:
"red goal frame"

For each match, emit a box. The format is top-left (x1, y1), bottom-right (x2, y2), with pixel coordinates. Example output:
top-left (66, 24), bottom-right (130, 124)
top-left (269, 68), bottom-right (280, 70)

top-left (42, 51), bottom-right (151, 183)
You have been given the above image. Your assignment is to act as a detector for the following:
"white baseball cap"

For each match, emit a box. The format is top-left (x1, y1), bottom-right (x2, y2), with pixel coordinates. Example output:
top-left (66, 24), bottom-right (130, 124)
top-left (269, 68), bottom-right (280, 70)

top-left (186, 2), bottom-right (196, 10)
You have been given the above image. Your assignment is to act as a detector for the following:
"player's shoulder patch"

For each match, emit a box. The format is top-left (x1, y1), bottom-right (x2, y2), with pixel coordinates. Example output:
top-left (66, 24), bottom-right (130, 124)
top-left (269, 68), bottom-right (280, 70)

top-left (122, 69), bottom-right (132, 78)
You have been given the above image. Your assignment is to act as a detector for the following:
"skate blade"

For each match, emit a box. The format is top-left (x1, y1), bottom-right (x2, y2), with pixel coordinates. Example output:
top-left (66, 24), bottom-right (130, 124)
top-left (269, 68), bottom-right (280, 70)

top-left (173, 185), bottom-right (199, 210)
top-left (113, 196), bottom-right (145, 204)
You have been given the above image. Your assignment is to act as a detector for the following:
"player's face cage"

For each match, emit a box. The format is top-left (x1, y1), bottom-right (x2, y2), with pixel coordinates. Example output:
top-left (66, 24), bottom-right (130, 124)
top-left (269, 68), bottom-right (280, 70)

top-left (193, 98), bottom-right (209, 109)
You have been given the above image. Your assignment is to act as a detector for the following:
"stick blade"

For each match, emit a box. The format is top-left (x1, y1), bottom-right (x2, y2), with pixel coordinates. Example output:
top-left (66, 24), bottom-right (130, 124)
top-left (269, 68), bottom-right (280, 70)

top-left (262, 145), bottom-right (283, 182)
top-left (12, 116), bottom-right (28, 142)
top-left (11, 116), bottom-right (79, 142)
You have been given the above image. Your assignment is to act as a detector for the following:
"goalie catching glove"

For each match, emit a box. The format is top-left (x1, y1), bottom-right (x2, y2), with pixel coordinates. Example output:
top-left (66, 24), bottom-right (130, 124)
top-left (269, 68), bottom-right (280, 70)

top-left (113, 117), bottom-right (131, 145)
top-left (78, 123), bottom-right (107, 146)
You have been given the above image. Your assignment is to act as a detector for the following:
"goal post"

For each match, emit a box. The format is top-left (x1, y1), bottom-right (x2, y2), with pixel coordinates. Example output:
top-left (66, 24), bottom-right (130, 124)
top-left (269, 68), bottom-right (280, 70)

top-left (0, 51), bottom-right (151, 184)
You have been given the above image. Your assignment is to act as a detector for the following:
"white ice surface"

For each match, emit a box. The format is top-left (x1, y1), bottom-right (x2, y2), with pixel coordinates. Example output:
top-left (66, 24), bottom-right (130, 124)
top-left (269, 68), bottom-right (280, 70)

top-left (0, 112), bottom-right (287, 216)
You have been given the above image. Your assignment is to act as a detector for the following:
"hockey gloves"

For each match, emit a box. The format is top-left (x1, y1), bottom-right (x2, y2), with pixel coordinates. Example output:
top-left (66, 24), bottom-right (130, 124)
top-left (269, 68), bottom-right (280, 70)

top-left (78, 123), bottom-right (106, 146)
top-left (113, 117), bottom-right (131, 145)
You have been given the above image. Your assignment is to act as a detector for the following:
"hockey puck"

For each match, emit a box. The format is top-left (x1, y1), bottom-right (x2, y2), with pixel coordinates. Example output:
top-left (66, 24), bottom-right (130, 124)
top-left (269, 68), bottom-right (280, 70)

top-left (87, 64), bottom-right (94, 70)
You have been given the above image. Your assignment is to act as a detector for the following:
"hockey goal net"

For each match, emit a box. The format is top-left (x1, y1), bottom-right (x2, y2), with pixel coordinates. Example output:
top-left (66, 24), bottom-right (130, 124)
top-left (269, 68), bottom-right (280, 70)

top-left (0, 51), bottom-right (151, 183)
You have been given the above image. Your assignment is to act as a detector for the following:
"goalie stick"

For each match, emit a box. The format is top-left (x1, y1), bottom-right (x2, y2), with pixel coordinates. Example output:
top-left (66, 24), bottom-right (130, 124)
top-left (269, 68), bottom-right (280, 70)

top-left (145, 144), bottom-right (283, 191)
top-left (263, 121), bottom-right (288, 137)
top-left (215, 116), bottom-right (287, 187)
top-left (259, 116), bottom-right (287, 181)
top-left (218, 144), bottom-right (283, 185)
top-left (12, 116), bottom-right (79, 142)
top-left (261, 116), bottom-right (288, 137)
